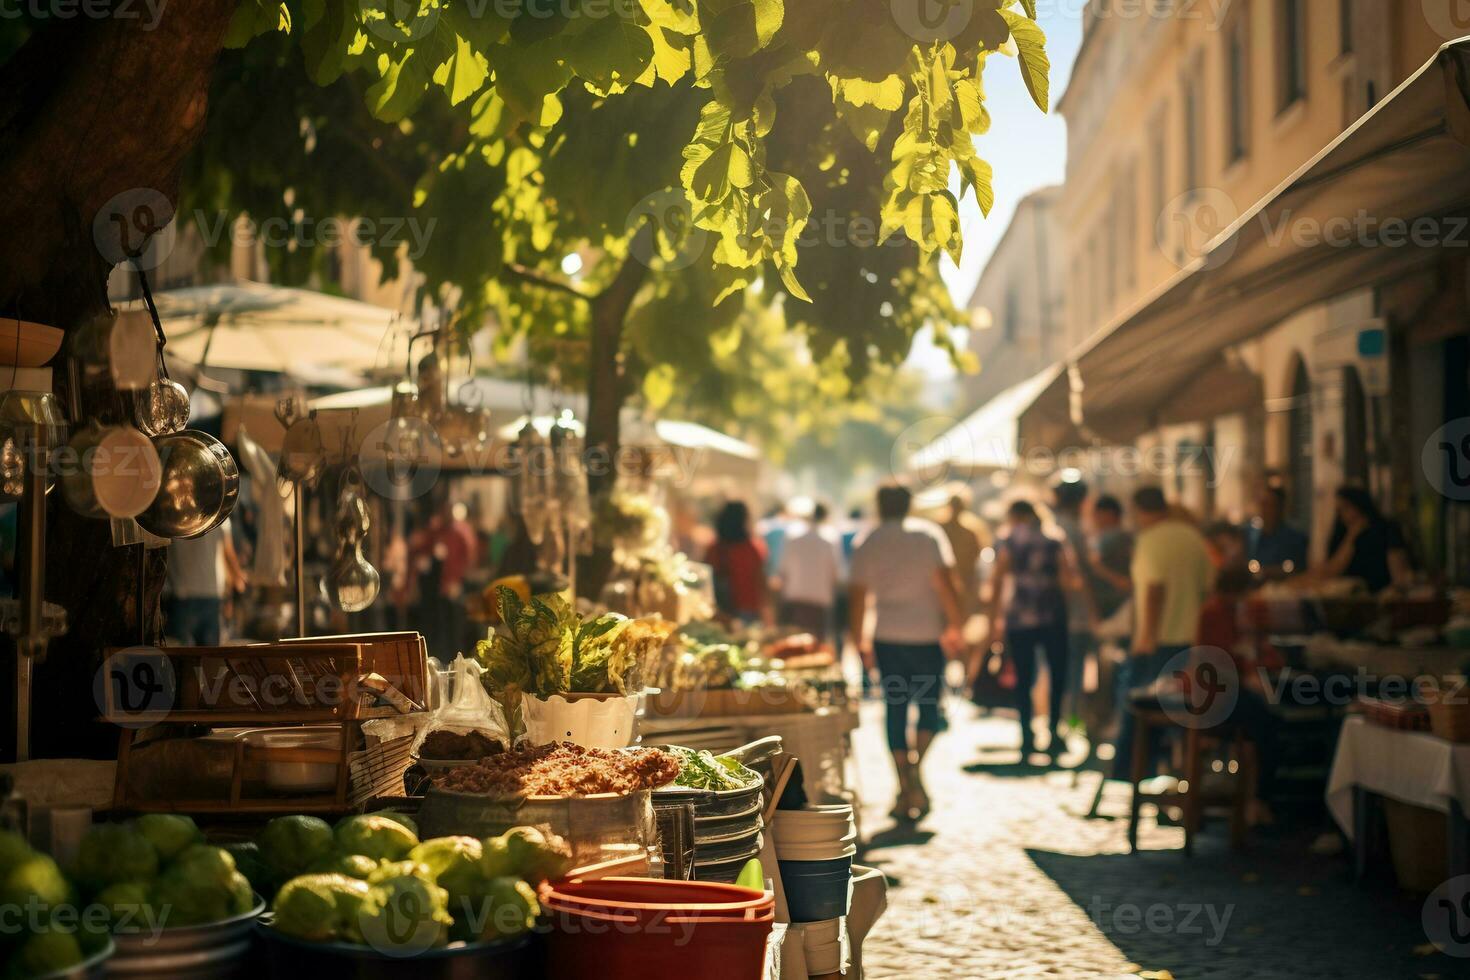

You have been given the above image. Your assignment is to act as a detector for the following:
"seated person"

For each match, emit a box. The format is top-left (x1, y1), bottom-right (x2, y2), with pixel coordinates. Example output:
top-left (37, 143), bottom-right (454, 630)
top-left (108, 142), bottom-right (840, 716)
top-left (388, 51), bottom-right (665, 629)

top-left (1194, 567), bottom-right (1283, 825)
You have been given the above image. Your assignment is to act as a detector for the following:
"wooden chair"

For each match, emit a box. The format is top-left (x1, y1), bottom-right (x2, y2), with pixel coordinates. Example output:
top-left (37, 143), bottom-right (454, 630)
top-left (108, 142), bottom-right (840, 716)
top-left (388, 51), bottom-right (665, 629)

top-left (1127, 703), bottom-right (1258, 856)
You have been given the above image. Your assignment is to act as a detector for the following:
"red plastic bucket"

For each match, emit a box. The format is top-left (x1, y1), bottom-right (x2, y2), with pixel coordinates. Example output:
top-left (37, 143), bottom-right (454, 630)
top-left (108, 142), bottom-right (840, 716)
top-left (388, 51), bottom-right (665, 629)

top-left (543, 879), bottom-right (773, 980)
top-left (541, 878), bottom-right (773, 920)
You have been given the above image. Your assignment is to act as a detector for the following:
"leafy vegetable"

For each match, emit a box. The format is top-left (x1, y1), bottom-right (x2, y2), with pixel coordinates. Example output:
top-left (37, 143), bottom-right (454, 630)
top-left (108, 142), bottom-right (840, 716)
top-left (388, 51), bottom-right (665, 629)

top-left (669, 747), bottom-right (761, 791)
top-left (477, 588), bottom-right (675, 726)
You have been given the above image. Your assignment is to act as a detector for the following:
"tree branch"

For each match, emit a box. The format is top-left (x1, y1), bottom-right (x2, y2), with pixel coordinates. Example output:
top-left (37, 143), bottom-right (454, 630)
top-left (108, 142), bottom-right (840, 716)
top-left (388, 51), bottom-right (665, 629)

top-left (503, 263), bottom-right (593, 301)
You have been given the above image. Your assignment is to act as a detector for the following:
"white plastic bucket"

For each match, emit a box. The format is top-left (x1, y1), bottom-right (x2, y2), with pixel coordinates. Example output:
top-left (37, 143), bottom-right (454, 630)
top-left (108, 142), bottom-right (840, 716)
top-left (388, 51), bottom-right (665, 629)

top-left (523, 692), bottom-right (640, 748)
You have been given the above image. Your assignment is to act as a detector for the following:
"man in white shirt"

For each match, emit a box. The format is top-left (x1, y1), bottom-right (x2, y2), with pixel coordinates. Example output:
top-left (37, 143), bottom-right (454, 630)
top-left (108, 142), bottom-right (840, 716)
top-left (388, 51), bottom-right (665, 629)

top-left (849, 485), bottom-right (965, 823)
top-left (776, 501), bottom-right (843, 642)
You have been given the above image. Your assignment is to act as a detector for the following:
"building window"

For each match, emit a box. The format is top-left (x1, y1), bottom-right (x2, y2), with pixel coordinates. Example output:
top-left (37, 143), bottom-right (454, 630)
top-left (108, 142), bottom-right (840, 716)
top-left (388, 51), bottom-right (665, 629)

top-left (1339, 0), bottom-right (1353, 55)
top-left (1278, 0), bottom-right (1308, 112)
top-left (1182, 68), bottom-right (1201, 196)
top-left (1151, 105), bottom-right (1168, 220)
top-left (1226, 15), bottom-right (1250, 164)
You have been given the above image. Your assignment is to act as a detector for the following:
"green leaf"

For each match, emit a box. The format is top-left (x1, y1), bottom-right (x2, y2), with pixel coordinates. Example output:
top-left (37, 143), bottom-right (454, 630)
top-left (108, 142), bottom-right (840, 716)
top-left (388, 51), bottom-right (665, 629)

top-left (778, 262), bottom-right (811, 303)
top-left (223, 0), bottom-right (287, 48)
top-left (1017, 0), bottom-right (1038, 20)
top-left (367, 48), bottom-right (431, 122)
top-left (831, 74), bottom-right (904, 111)
top-left (643, 363), bottom-right (677, 408)
top-left (704, 0), bottom-right (784, 60)
top-left (434, 34), bottom-right (490, 106)
top-left (999, 9), bottom-right (1049, 111)
top-left (492, 40), bottom-right (574, 121)
top-left (960, 155), bottom-right (994, 216)
top-left (300, 0), bottom-right (353, 85)
top-left (568, 12), bottom-right (655, 92)
top-left (641, 0), bottom-right (699, 33)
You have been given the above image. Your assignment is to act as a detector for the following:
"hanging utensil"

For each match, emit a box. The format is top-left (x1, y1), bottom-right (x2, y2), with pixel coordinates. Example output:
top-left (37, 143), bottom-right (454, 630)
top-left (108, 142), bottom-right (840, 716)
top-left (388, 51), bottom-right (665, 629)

top-left (135, 429), bottom-right (239, 539)
top-left (275, 397), bottom-right (325, 494)
top-left (325, 466), bottom-right (380, 613)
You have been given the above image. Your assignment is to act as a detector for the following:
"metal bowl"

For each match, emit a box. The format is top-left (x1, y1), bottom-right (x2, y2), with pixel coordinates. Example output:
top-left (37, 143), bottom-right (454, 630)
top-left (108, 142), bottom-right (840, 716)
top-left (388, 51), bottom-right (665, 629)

top-left (34, 938), bottom-right (112, 980)
top-left (136, 429), bottom-right (239, 539)
top-left (109, 897), bottom-right (264, 980)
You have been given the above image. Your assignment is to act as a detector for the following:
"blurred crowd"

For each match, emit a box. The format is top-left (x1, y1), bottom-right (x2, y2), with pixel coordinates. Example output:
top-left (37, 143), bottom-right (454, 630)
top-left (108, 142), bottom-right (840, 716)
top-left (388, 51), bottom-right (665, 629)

top-left (702, 475), bottom-right (1417, 824)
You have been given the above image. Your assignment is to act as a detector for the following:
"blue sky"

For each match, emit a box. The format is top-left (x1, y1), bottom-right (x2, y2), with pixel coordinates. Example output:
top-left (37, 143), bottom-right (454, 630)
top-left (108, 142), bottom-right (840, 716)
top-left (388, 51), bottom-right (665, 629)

top-left (909, 6), bottom-right (1084, 376)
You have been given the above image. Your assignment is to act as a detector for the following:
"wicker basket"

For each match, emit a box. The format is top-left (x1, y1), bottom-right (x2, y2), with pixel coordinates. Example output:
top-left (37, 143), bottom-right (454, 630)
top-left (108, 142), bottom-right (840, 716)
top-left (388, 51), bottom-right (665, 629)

top-left (1425, 688), bottom-right (1470, 743)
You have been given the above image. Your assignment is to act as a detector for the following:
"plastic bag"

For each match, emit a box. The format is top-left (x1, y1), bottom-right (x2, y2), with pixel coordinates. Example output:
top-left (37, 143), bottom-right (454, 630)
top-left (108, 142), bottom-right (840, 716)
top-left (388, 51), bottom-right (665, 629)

top-left (410, 654), bottom-right (510, 762)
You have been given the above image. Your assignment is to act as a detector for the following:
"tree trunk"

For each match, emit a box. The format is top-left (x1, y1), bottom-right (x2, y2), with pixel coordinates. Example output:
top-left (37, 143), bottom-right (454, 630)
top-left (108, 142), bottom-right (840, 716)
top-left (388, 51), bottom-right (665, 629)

top-left (578, 231), bottom-right (652, 598)
top-left (0, 4), bottom-right (236, 761)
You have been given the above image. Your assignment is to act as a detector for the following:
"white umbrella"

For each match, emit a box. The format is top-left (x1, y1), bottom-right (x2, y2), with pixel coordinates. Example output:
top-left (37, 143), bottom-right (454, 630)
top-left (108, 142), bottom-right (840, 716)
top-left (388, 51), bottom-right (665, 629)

top-left (147, 281), bottom-right (410, 377)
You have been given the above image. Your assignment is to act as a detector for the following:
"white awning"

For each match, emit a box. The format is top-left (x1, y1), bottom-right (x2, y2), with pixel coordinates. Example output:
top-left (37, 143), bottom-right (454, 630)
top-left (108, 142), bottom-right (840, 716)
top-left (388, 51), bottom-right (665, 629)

top-left (908, 365), bottom-right (1065, 476)
top-left (1051, 38), bottom-right (1470, 443)
top-left (148, 280), bottom-right (410, 377)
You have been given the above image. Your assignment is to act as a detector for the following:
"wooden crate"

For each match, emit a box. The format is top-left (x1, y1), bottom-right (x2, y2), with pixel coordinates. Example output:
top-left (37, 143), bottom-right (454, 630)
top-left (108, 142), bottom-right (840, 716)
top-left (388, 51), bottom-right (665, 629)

top-left (100, 634), bottom-right (427, 724)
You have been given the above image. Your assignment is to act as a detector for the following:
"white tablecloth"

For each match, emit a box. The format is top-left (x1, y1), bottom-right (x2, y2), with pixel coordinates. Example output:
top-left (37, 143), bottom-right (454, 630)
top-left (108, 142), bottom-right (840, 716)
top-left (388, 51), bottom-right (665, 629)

top-left (1326, 716), bottom-right (1470, 837)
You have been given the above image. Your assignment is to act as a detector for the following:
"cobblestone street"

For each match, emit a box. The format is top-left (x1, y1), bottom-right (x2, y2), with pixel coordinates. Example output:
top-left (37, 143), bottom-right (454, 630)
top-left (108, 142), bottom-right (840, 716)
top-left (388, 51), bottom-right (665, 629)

top-left (852, 700), bottom-right (1460, 979)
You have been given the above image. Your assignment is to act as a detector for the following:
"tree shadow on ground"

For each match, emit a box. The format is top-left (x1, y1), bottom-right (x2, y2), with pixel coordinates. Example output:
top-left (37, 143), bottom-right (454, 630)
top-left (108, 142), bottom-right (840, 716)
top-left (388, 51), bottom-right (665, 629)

top-left (1024, 833), bottom-right (1460, 979)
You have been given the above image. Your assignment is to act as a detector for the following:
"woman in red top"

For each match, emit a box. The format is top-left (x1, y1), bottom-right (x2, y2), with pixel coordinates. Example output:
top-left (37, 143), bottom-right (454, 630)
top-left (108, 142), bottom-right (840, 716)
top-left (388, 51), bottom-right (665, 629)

top-left (705, 501), bottom-right (771, 626)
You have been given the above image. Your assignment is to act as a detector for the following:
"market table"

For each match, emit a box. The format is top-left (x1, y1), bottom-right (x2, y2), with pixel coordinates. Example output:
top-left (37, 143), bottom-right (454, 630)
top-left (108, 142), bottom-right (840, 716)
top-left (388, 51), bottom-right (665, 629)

top-left (1325, 715), bottom-right (1470, 879)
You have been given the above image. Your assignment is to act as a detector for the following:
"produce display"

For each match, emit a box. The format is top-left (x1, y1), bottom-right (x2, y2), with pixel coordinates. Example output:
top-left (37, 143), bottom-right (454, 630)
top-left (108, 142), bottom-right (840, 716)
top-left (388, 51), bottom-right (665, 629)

top-left (0, 829), bottom-right (110, 978)
top-left (76, 816), bottom-right (257, 928)
top-left (476, 587), bottom-right (675, 727)
top-left (261, 813), bottom-right (571, 950)
top-left (668, 747), bottom-right (762, 792)
top-left (433, 741), bottom-right (681, 797)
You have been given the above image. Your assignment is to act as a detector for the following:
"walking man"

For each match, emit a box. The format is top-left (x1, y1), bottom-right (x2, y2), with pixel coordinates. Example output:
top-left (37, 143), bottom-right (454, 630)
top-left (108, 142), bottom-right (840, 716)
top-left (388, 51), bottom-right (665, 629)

top-left (850, 484), bottom-right (965, 822)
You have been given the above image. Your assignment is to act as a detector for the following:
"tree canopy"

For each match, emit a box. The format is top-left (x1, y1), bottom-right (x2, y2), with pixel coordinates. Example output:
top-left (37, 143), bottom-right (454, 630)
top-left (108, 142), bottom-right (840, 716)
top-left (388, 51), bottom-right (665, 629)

top-left (189, 0), bottom-right (1049, 405)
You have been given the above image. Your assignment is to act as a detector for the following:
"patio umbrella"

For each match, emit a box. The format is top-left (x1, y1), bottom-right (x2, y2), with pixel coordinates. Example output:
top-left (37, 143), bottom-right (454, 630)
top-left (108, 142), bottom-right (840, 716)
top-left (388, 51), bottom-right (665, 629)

top-left (145, 281), bottom-right (410, 378)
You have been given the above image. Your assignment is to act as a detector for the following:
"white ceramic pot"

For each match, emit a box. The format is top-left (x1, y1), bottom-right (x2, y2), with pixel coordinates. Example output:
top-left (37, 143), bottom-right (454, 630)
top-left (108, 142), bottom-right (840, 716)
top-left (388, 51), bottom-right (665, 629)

top-left (523, 691), bottom-right (641, 748)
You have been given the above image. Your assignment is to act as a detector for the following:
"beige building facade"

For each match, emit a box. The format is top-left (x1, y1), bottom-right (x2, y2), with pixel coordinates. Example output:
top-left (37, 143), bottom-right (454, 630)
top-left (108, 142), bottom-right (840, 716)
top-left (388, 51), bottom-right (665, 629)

top-left (1055, 0), bottom-right (1460, 559)
top-left (964, 186), bottom-right (1067, 409)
